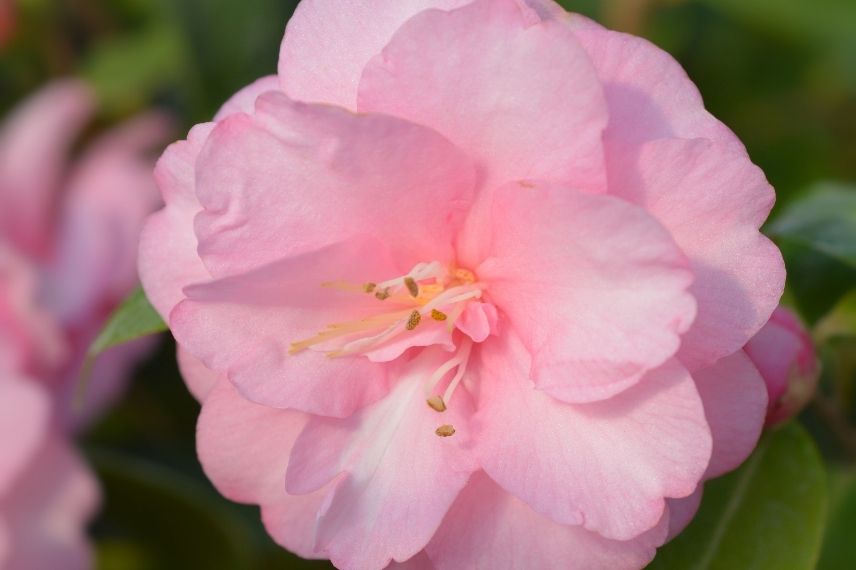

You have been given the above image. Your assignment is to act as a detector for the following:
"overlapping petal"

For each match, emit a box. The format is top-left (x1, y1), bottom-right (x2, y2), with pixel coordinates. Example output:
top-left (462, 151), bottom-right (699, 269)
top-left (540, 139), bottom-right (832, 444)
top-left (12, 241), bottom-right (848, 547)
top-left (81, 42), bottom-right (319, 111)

top-left (472, 333), bottom-right (711, 540)
top-left (171, 239), bottom-right (395, 416)
top-left (478, 181), bottom-right (695, 402)
top-left (286, 349), bottom-right (478, 569)
top-left (279, 0), bottom-right (471, 109)
top-left (426, 472), bottom-right (666, 570)
top-left (358, 0), bottom-right (608, 197)
top-left (609, 138), bottom-right (784, 370)
top-left (194, 92), bottom-right (474, 276)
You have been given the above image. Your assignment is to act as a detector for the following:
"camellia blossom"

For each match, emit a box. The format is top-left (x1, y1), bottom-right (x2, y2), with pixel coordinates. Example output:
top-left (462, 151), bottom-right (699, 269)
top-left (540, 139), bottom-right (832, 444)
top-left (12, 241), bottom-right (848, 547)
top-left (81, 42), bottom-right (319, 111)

top-left (140, 1), bottom-right (784, 568)
top-left (0, 80), bottom-right (167, 568)
top-left (744, 306), bottom-right (819, 426)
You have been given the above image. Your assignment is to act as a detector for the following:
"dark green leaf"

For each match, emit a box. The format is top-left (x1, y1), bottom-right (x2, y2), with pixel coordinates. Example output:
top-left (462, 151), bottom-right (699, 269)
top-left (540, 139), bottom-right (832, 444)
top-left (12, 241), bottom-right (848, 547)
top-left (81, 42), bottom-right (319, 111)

top-left (818, 470), bottom-right (856, 569)
top-left (88, 449), bottom-right (256, 570)
top-left (650, 423), bottom-right (827, 570)
top-left (771, 182), bottom-right (856, 269)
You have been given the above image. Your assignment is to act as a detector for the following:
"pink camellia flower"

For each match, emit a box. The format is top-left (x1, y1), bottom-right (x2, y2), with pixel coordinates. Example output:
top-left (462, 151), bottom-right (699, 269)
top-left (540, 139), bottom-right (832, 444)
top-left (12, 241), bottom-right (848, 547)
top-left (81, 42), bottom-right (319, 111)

top-left (0, 79), bottom-right (169, 424)
top-left (744, 306), bottom-right (819, 426)
top-left (140, 1), bottom-right (784, 567)
top-left (1, 80), bottom-right (167, 569)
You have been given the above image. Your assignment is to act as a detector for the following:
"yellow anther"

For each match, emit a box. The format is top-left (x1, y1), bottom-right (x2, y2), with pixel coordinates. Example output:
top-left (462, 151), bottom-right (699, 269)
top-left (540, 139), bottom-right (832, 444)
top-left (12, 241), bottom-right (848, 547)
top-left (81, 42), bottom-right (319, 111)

top-left (427, 395), bottom-right (447, 412)
top-left (363, 282), bottom-right (377, 293)
top-left (406, 310), bottom-right (422, 330)
top-left (375, 287), bottom-right (391, 300)
top-left (404, 276), bottom-right (419, 297)
top-left (430, 309), bottom-right (447, 321)
top-left (435, 424), bottom-right (456, 437)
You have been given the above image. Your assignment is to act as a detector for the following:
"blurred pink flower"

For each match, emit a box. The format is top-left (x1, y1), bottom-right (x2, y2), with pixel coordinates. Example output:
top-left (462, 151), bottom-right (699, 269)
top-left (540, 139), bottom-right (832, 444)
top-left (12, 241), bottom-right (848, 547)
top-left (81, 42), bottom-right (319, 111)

top-left (140, 1), bottom-right (783, 568)
top-left (0, 80), bottom-right (168, 568)
top-left (0, 80), bottom-right (169, 424)
top-left (744, 306), bottom-right (820, 426)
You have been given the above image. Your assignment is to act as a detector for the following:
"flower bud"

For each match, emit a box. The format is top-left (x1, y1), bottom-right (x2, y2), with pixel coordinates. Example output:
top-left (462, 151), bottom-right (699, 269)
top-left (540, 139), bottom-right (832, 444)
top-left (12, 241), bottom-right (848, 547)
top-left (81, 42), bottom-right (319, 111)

top-left (745, 306), bottom-right (820, 426)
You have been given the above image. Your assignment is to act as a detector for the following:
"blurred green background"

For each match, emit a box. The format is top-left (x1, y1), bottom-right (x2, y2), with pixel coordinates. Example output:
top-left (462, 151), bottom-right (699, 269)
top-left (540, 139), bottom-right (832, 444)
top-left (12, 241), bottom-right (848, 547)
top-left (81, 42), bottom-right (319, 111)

top-left (2, 0), bottom-right (855, 568)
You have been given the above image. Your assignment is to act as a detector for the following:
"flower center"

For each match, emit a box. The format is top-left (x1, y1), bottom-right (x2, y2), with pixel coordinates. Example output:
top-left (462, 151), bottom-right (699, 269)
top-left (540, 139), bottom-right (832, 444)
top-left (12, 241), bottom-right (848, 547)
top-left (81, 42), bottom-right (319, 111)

top-left (290, 261), bottom-right (484, 437)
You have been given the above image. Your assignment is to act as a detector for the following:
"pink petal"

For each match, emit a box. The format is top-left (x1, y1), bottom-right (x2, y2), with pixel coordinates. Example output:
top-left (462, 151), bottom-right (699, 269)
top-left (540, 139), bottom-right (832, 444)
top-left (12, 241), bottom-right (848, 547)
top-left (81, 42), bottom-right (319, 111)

top-left (573, 27), bottom-right (741, 150)
top-left (0, 377), bottom-right (49, 496)
top-left (0, 245), bottom-right (66, 374)
top-left (478, 182), bottom-right (695, 402)
top-left (610, 138), bottom-right (784, 370)
top-left (139, 123), bottom-right (215, 319)
top-left (140, 75), bottom-right (280, 320)
top-left (0, 436), bottom-right (99, 570)
top-left (387, 551), bottom-right (435, 569)
top-left (473, 333), bottom-right (711, 540)
top-left (278, 0), bottom-right (470, 109)
top-left (197, 377), bottom-right (333, 558)
top-left (358, 0), bottom-right (607, 196)
top-left (45, 112), bottom-right (169, 326)
top-left (171, 239), bottom-right (396, 417)
top-left (193, 92), bottom-right (474, 277)
top-left (214, 75), bottom-right (282, 121)
top-left (454, 302), bottom-right (498, 343)
top-left (665, 488), bottom-right (703, 541)
top-left (427, 472), bottom-right (667, 570)
top-left (176, 346), bottom-right (222, 402)
top-left (286, 348), bottom-right (478, 569)
top-left (693, 350), bottom-right (767, 479)
top-left (0, 80), bottom-right (94, 256)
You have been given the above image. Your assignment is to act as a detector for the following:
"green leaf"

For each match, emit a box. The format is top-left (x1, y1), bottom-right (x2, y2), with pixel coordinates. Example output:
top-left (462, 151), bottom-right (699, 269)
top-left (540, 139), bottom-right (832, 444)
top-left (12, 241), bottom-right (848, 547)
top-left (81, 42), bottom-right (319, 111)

top-left (88, 449), bottom-right (256, 569)
top-left (81, 23), bottom-right (191, 117)
top-left (816, 291), bottom-right (856, 343)
top-left (88, 287), bottom-right (167, 358)
top-left (649, 423), bottom-right (827, 570)
top-left (818, 469), bottom-right (856, 569)
top-left (770, 182), bottom-right (856, 269)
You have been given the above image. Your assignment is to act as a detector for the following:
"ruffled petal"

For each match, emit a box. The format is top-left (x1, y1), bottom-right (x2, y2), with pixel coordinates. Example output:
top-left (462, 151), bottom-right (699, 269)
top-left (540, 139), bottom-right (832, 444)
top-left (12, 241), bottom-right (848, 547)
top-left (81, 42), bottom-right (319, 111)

top-left (285, 348), bottom-right (478, 569)
top-left (473, 333), bottom-right (711, 540)
top-left (278, 0), bottom-right (470, 109)
top-left (196, 378), bottom-right (331, 558)
top-left (138, 123), bottom-right (215, 319)
top-left (573, 27), bottom-right (741, 151)
top-left (177, 347), bottom-right (222, 402)
top-left (478, 182), bottom-right (695, 402)
top-left (214, 75), bottom-right (281, 121)
top-left (193, 92), bottom-right (474, 277)
top-left (171, 239), bottom-right (396, 417)
top-left (609, 138), bottom-right (784, 370)
top-left (694, 351), bottom-right (767, 479)
top-left (358, 0), bottom-right (607, 195)
top-left (427, 472), bottom-right (666, 570)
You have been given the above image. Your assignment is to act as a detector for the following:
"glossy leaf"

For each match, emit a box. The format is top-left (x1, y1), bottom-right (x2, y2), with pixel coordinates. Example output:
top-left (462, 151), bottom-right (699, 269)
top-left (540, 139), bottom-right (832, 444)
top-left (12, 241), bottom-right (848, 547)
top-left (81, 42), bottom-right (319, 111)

top-left (650, 423), bottom-right (827, 570)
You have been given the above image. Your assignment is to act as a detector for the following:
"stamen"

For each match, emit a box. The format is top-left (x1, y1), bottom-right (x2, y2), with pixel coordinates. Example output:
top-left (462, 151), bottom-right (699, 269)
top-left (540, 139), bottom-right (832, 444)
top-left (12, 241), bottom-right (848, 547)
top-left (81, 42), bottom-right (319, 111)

top-left (404, 277), bottom-right (419, 297)
top-left (427, 395), bottom-right (447, 412)
top-left (430, 309), bottom-right (447, 321)
top-left (435, 425), bottom-right (456, 437)
top-left (406, 310), bottom-right (422, 330)
top-left (375, 287), bottom-right (391, 300)
top-left (363, 282), bottom-right (377, 293)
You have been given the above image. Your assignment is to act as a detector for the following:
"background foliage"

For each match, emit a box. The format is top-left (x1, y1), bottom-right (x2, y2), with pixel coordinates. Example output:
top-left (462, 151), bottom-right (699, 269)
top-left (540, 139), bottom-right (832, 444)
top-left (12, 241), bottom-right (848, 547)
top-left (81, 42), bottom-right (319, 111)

top-left (2, 0), bottom-right (855, 568)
